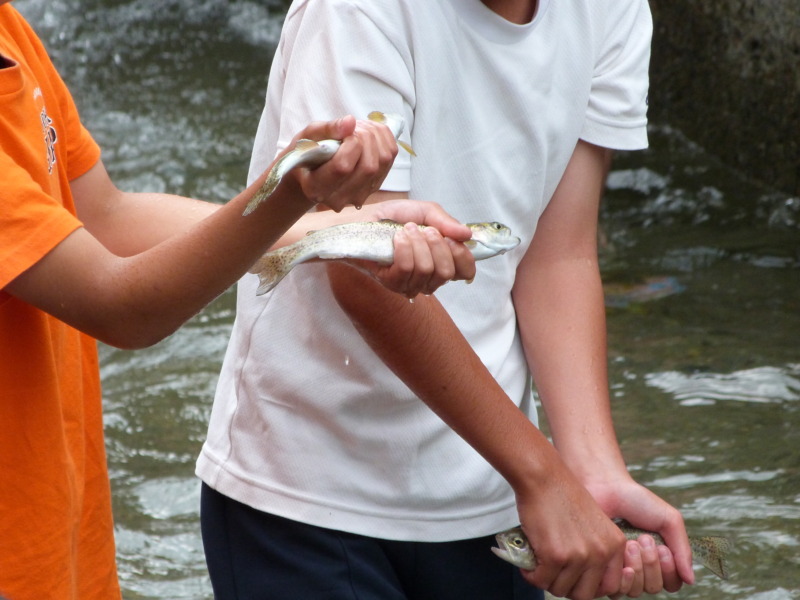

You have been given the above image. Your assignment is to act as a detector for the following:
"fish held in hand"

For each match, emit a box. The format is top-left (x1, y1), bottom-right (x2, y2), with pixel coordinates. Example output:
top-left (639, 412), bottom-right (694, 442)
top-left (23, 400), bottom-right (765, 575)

top-left (492, 519), bottom-right (731, 580)
top-left (367, 111), bottom-right (416, 156)
top-left (242, 139), bottom-right (340, 216)
top-left (243, 112), bottom-right (415, 216)
top-left (249, 220), bottom-right (520, 296)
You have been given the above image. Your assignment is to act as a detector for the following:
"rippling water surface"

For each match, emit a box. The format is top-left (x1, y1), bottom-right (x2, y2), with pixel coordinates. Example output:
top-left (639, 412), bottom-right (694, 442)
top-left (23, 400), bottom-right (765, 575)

top-left (15, 1), bottom-right (800, 598)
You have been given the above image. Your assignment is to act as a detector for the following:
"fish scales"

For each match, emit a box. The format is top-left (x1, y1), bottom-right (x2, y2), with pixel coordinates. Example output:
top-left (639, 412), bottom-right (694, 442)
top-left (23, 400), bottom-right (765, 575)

top-left (249, 220), bottom-right (521, 296)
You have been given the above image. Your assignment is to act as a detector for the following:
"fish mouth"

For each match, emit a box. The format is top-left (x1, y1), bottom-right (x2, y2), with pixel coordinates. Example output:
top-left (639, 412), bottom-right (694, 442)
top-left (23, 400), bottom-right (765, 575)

top-left (490, 546), bottom-right (511, 561)
top-left (491, 532), bottom-right (513, 562)
top-left (475, 237), bottom-right (521, 254)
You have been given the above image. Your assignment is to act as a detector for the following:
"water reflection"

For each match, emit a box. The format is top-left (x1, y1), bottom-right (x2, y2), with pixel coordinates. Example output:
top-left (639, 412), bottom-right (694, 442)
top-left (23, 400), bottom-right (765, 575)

top-left (14, 0), bottom-right (800, 598)
top-left (647, 365), bottom-right (800, 406)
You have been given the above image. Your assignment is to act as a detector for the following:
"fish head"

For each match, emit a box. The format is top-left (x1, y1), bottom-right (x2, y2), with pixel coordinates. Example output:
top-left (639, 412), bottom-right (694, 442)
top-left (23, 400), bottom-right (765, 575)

top-left (467, 222), bottom-right (521, 259)
top-left (492, 527), bottom-right (536, 570)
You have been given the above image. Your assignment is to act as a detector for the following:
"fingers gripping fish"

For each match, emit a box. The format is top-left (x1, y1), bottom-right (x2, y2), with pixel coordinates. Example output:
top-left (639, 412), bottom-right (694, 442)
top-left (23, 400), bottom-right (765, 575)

top-left (492, 519), bottom-right (732, 580)
top-left (242, 112), bottom-right (415, 216)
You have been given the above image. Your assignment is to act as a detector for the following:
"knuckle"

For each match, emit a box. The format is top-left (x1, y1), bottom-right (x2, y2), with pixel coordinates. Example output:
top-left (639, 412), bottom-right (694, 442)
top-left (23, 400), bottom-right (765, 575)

top-left (364, 160), bottom-right (383, 177)
top-left (439, 265), bottom-right (456, 281)
top-left (380, 144), bottom-right (397, 161)
top-left (329, 159), bottom-right (353, 177)
top-left (546, 550), bottom-right (573, 570)
top-left (418, 262), bottom-right (435, 277)
top-left (547, 582), bottom-right (570, 598)
top-left (641, 551), bottom-right (659, 568)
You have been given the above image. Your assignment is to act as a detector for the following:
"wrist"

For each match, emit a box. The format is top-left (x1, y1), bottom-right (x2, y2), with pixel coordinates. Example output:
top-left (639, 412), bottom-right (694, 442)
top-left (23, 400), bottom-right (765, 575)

top-left (275, 170), bottom-right (318, 210)
top-left (496, 422), bottom-right (568, 497)
top-left (555, 439), bottom-right (630, 486)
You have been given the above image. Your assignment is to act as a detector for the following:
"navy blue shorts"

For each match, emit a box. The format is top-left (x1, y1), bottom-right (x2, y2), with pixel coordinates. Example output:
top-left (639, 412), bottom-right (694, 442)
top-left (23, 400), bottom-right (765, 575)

top-left (201, 483), bottom-right (544, 600)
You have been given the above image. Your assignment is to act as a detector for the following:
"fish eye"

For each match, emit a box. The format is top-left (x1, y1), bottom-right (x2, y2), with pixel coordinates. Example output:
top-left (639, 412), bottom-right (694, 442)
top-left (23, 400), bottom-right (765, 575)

top-left (492, 222), bottom-right (502, 230)
top-left (511, 536), bottom-right (525, 548)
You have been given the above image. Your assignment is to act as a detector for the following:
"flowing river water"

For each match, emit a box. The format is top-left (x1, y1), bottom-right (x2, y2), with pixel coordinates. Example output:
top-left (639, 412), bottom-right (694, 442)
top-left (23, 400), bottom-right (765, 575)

top-left (14, 1), bottom-right (800, 598)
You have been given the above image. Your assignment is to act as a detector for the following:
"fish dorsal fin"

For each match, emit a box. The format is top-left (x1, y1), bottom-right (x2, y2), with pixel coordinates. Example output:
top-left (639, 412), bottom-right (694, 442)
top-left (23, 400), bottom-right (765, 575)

top-left (377, 218), bottom-right (401, 226)
top-left (294, 139), bottom-right (319, 151)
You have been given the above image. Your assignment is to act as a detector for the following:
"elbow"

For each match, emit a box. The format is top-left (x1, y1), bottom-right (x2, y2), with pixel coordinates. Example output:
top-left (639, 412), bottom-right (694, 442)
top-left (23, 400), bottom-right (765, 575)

top-left (89, 307), bottom-right (181, 350)
top-left (96, 325), bottom-right (176, 351)
top-left (87, 268), bottom-right (189, 349)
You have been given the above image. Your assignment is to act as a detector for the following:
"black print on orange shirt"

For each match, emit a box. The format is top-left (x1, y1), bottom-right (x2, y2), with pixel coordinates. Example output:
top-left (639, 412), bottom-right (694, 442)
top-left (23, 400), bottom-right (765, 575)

top-left (40, 107), bottom-right (58, 174)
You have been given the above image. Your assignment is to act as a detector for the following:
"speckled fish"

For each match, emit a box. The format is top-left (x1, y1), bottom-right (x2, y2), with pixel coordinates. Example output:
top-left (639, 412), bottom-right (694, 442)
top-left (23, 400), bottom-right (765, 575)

top-left (249, 220), bottom-right (520, 295)
top-left (242, 111), bottom-right (415, 216)
top-left (492, 519), bottom-right (731, 580)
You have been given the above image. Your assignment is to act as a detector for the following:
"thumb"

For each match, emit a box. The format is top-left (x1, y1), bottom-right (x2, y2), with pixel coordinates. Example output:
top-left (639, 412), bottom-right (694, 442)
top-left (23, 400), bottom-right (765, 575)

top-left (417, 205), bottom-right (472, 241)
top-left (327, 114), bottom-right (356, 140)
top-left (294, 115), bottom-right (356, 143)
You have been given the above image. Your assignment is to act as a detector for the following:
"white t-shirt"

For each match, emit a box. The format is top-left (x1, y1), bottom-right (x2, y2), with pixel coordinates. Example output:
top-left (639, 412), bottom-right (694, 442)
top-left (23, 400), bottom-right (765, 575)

top-left (197, 0), bottom-right (651, 542)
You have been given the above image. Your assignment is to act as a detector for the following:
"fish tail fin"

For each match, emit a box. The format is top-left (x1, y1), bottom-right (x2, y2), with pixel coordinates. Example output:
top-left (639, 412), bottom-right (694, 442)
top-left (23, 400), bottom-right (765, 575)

top-left (367, 111), bottom-right (416, 156)
top-left (397, 140), bottom-right (416, 156)
top-left (693, 537), bottom-right (732, 580)
top-left (249, 250), bottom-right (292, 295)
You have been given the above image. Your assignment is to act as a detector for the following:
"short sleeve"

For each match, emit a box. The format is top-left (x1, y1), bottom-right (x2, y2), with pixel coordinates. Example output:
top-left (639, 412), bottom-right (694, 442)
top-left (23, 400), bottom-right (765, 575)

top-left (581, 0), bottom-right (652, 150)
top-left (257, 0), bottom-right (415, 191)
top-left (0, 7), bottom-right (97, 289)
top-left (37, 35), bottom-right (101, 181)
top-left (0, 155), bottom-right (82, 289)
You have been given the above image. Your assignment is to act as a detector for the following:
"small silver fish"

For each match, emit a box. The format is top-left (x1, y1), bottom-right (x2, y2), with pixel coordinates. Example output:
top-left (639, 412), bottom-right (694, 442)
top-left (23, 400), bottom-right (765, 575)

top-left (249, 220), bottom-right (521, 296)
top-left (367, 111), bottom-right (416, 156)
top-left (243, 111), bottom-right (415, 216)
top-left (492, 519), bottom-right (731, 580)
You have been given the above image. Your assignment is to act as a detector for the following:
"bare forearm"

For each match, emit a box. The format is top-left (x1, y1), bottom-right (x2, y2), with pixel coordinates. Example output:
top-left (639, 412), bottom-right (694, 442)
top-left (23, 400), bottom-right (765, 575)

top-left (328, 264), bottom-right (563, 491)
top-left (513, 141), bottom-right (626, 481)
top-left (77, 184), bottom-right (377, 258)
top-left (517, 257), bottom-right (627, 480)
top-left (8, 171), bottom-right (312, 349)
top-left (328, 236), bottom-right (637, 596)
top-left (111, 178), bottom-right (312, 345)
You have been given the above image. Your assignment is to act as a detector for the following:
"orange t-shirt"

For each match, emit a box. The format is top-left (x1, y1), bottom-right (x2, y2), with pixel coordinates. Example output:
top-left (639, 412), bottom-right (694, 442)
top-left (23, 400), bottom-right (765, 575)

top-left (0, 6), bottom-right (120, 599)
